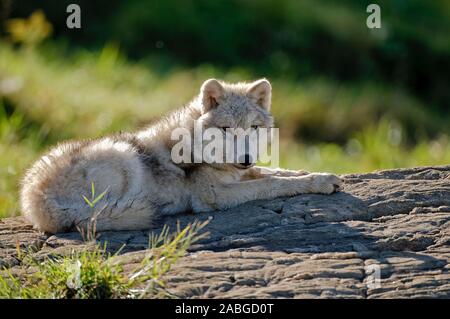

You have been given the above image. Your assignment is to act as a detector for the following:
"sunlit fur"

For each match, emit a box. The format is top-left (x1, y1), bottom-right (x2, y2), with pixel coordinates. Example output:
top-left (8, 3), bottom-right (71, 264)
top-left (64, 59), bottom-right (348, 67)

top-left (20, 79), bottom-right (342, 233)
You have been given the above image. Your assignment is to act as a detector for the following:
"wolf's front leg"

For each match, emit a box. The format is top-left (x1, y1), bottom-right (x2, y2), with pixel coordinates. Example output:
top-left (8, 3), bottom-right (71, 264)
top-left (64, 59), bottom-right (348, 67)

top-left (195, 173), bottom-right (342, 211)
top-left (242, 166), bottom-right (310, 180)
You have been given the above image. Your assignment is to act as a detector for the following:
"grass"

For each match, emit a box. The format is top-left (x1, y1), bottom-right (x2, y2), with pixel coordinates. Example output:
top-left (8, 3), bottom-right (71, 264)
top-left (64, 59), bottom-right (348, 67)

top-left (0, 219), bottom-right (209, 299)
top-left (1, 39), bottom-right (450, 218)
top-left (0, 179), bottom-right (209, 299)
top-left (1, 9), bottom-right (448, 300)
top-left (279, 119), bottom-right (450, 173)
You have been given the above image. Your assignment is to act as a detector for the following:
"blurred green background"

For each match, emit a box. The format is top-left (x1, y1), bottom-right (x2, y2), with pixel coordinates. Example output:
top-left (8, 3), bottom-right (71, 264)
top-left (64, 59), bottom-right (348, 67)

top-left (0, 0), bottom-right (449, 217)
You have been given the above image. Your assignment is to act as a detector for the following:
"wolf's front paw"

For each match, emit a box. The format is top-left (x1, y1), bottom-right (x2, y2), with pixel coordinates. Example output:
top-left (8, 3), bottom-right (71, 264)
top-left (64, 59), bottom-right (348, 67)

top-left (309, 173), bottom-right (342, 194)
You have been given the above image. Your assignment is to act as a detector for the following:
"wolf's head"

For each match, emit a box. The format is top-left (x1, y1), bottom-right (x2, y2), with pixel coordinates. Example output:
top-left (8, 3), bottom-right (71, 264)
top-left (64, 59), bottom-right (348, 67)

top-left (195, 79), bottom-right (275, 170)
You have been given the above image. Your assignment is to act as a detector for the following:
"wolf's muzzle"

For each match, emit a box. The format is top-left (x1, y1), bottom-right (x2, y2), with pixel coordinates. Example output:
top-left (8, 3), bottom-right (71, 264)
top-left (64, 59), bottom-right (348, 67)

top-left (237, 154), bottom-right (254, 168)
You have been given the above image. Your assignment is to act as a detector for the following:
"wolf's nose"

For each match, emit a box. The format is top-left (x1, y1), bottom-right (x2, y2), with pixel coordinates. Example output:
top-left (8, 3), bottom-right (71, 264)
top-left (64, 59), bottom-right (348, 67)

top-left (239, 154), bottom-right (253, 167)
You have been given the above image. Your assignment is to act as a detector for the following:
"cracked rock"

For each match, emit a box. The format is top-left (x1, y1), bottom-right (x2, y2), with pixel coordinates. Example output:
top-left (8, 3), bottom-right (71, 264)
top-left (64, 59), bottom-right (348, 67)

top-left (1, 165), bottom-right (449, 298)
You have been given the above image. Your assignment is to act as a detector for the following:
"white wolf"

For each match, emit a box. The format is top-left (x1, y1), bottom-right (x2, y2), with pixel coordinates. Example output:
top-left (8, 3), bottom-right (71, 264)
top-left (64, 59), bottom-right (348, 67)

top-left (20, 78), bottom-right (342, 234)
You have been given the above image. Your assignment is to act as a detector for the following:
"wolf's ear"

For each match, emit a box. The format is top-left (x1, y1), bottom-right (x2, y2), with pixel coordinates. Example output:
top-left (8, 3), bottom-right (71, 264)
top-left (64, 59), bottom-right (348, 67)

top-left (200, 79), bottom-right (224, 113)
top-left (247, 79), bottom-right (272, 111)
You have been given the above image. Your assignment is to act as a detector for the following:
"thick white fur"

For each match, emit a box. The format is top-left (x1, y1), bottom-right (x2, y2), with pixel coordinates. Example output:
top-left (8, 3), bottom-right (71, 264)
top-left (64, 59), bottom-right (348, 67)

top-left (20, 79), bottom-right (342, 233)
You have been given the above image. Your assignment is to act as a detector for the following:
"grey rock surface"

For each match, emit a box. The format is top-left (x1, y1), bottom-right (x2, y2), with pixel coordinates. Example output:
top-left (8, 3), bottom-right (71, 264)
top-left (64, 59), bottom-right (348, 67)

top-left (1, 165), bottom-right (450, 298)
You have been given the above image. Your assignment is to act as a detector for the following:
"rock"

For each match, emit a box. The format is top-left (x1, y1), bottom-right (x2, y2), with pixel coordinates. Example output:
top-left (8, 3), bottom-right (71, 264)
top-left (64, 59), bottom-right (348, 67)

top-left (1, 165), bottom-right (449, 298)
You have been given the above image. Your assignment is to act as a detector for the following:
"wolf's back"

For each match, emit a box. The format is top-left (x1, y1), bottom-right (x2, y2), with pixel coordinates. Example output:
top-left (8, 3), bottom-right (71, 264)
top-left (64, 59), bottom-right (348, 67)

top-left (20, 138), bottom-right (154, 233)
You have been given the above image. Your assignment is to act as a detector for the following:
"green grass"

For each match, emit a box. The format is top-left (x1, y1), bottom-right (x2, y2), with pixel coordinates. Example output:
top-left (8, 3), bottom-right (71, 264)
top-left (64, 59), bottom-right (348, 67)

top-left (0, 220), bottom-right (208, 299)
top-left (1, 41), bottom-right (450, 218)
top-left (279, 120), bottom-right (450, 173)
top-left (1, 179), bottom-right (209, 299)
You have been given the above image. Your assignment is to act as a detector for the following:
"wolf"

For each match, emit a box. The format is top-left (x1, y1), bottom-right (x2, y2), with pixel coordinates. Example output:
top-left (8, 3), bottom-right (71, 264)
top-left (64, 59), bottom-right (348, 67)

top-left (20, 78), bottom-right (342, 234)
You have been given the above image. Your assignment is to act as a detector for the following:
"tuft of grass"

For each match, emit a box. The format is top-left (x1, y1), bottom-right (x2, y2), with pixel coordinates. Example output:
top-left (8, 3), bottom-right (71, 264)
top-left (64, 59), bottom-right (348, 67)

top-left (82, 182), bottom-right (109, 209)
top-left (77, 181), bottom-right (109, 243)
top-left (1, 180), bottom-right (209, 299)
top-left (0, 220), bottom-right (209, 299)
